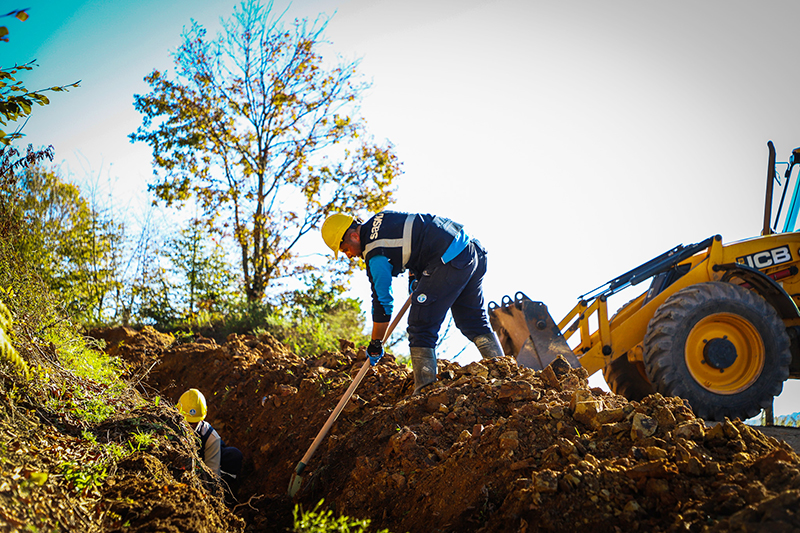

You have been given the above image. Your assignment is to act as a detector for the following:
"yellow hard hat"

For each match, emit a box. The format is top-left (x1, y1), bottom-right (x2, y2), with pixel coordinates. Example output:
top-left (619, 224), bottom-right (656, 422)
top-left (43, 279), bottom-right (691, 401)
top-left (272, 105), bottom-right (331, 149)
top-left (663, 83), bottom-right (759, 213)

top-left (321, 213), bottom-right (355, 258)
top-left (177, 389), bottom-right (207, 423)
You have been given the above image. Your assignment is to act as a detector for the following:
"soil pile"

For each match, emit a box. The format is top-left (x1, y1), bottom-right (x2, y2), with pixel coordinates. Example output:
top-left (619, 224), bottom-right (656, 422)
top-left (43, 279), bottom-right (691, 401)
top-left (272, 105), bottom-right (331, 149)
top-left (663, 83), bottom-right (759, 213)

top-left (95, 327), bottom-right (800, 532)
top-left (95, 406), bottom-right (245, 533)
top-left (0, 332), bottom-right (244, 533)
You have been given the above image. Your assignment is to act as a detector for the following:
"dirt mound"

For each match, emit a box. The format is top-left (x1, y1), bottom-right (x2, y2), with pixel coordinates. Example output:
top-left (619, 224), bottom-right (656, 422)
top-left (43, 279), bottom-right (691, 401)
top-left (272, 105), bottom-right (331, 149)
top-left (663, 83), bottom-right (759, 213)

top-left (0, 372), bottom-right (244, 533)
top-left (89, 325), bottom-right (175, 369)
top-left (102, 329), bottom-right (800, 532)
top-left (96, 406), bottom-right (244, 533)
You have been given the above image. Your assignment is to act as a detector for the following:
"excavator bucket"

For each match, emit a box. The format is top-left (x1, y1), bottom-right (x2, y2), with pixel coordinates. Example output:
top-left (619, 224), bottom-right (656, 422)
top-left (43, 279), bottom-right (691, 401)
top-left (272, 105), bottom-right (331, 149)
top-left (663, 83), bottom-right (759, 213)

top-left (488, 292), bottom-right (581, 371)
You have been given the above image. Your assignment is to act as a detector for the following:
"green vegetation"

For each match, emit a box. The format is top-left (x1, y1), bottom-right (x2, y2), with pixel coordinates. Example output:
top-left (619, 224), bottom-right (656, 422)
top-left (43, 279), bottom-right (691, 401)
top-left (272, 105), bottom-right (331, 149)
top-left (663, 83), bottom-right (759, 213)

top-left (1, 138), bottom-right (370, 357)
top-left (0, 163), bottom-right (123, 326)
top-left (265, 276), bottom-right (370, 355)
top-left (293, 500), bottom-right (393, 533)
top-left (0, 186), bottom-right (127, 420)
top-left (0, 1), bottom-right (388, 356)
top-left (59, 459), bottom-right (107, 496)
top-left (0, 3), bottom-right (396, 530)
top-left (0, 60), bottom-right (79, 145)
top-left (128, 429), bottom-right (157, 452)
top-left (0, 223), bottom-right (129, 424)
top-left (166, 220), bottom-right (238, 320)
top-left (0, 300), bottom-right (28, 378)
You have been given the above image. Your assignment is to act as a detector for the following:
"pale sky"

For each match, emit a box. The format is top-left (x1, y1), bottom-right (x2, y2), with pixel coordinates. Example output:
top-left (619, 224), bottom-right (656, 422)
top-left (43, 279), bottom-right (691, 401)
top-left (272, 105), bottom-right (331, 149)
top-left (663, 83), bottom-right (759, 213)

top-left (6, 0), bottom-right (800, 416)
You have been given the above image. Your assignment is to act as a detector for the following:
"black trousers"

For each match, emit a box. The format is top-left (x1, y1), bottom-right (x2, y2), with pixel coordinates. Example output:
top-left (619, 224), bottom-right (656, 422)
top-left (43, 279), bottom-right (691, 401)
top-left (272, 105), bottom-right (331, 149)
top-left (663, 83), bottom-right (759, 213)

top-left (407, 241), bottom-right (493, 349)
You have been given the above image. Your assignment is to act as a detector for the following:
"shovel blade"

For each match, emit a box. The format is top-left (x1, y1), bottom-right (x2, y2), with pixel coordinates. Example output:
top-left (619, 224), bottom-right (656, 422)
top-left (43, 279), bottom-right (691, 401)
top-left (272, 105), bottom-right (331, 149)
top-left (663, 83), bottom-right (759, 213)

top-left (288, 472), bottom-right (303, 498)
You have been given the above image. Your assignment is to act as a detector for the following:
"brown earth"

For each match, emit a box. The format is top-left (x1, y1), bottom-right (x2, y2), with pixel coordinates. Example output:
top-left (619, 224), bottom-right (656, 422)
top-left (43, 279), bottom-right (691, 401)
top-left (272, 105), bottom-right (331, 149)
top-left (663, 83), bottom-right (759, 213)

top-left (84, 326), bottom-right (800, 532)
top-left (751, 425), bottom-right (800, 453)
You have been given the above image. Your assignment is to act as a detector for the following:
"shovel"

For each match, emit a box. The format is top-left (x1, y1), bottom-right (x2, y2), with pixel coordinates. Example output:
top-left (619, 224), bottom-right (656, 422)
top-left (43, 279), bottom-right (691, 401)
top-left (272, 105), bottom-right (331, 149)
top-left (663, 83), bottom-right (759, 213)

top-left (288, 293), bottom-right (413, 497)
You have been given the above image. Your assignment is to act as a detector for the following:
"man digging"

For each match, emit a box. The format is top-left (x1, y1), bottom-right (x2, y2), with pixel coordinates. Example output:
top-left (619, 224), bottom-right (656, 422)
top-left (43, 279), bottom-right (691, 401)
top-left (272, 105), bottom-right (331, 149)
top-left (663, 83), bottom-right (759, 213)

top-left (321, 211), bottom-right (504, 394)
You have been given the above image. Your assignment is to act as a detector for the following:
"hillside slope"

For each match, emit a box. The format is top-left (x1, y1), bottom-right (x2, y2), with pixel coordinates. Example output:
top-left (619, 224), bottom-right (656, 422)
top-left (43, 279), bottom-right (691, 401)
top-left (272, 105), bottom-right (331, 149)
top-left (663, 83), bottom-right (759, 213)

top-left (91, 326), bottom-right (800, 532)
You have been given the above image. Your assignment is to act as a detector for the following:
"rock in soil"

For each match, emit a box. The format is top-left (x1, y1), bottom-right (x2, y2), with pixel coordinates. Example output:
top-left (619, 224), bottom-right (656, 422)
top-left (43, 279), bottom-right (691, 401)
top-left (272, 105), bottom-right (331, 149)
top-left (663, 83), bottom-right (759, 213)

top-left (96, 328), bottom-right (800, 533)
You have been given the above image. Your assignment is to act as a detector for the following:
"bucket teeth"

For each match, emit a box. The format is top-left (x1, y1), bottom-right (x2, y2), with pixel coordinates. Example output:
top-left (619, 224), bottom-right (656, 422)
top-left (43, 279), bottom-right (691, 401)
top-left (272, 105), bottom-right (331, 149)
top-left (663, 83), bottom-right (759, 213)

top-left (488, 292), bottom-right (581, 371)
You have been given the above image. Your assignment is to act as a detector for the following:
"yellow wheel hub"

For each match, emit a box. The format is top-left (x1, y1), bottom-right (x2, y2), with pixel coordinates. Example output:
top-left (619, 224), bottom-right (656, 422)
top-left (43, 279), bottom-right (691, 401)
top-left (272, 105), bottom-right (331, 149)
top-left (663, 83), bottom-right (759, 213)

top-left (685, 312), bottom-right (764, 395)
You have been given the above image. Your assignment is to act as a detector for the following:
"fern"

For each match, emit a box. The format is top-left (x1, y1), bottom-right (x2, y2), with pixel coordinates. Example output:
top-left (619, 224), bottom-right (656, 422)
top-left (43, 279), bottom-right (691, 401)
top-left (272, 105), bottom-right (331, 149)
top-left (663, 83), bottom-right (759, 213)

top-left (0, 301), bottom-right (29, 379)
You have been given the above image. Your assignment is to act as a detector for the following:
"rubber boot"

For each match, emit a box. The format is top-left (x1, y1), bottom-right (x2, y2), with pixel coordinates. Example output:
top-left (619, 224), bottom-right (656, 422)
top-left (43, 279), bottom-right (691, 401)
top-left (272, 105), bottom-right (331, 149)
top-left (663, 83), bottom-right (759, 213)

top-left (473, 332), bottom-right (504, 359)
top-left (410, 347), bottom-right (437, 395)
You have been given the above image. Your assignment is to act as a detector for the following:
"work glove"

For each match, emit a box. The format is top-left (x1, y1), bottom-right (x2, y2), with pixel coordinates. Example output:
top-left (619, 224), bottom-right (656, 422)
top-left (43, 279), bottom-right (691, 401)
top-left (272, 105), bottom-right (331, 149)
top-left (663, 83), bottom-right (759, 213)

top-left (367, 339), bottom-right (384, 366)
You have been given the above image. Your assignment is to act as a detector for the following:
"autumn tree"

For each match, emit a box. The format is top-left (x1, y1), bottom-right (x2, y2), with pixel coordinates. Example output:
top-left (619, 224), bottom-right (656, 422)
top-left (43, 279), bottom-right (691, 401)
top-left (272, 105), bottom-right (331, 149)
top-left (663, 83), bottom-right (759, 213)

top-left (131, 0), bottom-right (401, 303)
top-left (0, 165), bottom-right (123, 324)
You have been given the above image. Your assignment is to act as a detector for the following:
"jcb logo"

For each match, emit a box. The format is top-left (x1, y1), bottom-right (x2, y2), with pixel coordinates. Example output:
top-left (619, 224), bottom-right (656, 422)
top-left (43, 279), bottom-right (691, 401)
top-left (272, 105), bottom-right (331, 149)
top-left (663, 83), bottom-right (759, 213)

top-left (736, 246), bottom-right (792, 269)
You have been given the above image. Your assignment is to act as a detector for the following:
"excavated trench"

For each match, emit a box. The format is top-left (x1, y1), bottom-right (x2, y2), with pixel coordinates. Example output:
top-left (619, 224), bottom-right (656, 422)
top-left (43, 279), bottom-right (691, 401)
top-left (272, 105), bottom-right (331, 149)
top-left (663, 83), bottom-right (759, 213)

top-left (93, 326), bottom-right (800, 532)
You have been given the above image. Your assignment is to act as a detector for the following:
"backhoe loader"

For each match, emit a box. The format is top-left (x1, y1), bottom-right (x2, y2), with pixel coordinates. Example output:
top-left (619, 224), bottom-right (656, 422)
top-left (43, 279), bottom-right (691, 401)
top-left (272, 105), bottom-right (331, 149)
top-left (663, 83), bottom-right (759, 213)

top-left (489, 141), bottom-right (800, 421)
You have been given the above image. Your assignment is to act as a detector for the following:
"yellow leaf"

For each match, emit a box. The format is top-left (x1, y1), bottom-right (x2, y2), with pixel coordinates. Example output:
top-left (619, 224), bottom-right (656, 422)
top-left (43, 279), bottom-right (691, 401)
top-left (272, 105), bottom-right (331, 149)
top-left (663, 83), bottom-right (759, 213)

top-left (28, 472), bottom-right (48, 485)
top-left (15, 10), bottom-right (29, 22)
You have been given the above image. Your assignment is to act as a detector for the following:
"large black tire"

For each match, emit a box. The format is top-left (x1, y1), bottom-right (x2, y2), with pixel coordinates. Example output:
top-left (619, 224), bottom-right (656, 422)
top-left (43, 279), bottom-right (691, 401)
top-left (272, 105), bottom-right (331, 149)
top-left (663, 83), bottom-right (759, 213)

top-left (643, 282), bottom-right (791, 421)
top-left (603, 355), bottom-right (656, 401)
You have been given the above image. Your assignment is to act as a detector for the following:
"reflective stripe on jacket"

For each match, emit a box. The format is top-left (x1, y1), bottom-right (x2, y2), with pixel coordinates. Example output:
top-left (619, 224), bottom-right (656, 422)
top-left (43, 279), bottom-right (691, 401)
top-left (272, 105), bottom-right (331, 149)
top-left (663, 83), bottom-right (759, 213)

top-left (196, 420), bottom-right (221, 477)
top-left (362, 211), bottom-right (464, 322)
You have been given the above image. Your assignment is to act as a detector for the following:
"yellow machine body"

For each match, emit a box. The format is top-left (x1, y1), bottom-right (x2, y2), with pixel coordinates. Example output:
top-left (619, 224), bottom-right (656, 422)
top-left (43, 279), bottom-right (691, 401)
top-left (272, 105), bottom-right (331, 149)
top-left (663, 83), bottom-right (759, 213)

top-left (489, 142), bottom-right (800, 421)
top-left (574, 233), bottom-right (800, 377)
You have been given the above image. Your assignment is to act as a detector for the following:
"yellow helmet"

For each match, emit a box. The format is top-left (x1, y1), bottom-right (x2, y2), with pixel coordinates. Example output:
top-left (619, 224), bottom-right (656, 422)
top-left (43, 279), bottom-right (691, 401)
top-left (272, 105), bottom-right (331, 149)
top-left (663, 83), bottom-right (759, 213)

top-left (321, 213), bottom-right (355, 258)
top-left (177, 389), bottom-right (207, 423)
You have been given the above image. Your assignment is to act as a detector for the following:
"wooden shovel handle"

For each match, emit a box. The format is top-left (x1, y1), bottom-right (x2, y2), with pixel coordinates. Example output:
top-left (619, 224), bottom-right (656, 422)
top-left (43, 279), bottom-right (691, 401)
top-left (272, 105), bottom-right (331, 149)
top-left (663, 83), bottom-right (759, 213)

top-left (296, 293), bottom-right (413, 469)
